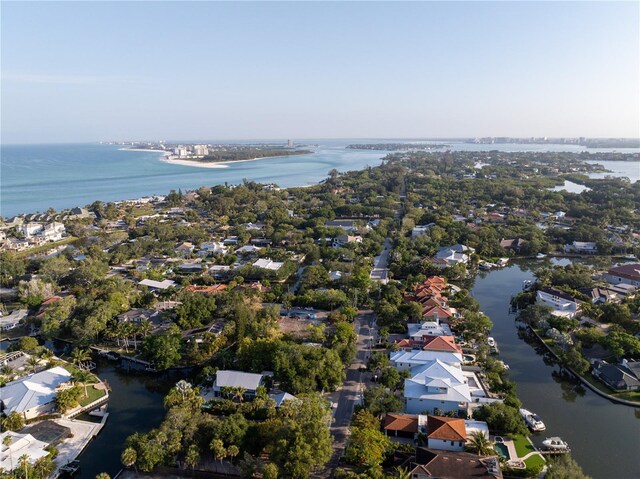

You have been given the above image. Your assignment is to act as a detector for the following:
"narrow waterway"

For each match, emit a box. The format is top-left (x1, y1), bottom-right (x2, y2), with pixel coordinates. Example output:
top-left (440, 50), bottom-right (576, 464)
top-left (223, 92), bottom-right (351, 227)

top-left (75, 362), bottom-right (170, 478)
top-left (470, 260), bottom-right (640, 479)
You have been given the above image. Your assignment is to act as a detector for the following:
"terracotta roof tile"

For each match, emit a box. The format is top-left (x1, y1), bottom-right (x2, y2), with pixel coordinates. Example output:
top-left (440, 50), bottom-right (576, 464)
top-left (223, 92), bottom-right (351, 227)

top-left (427, 416), bottom-right (467, 441)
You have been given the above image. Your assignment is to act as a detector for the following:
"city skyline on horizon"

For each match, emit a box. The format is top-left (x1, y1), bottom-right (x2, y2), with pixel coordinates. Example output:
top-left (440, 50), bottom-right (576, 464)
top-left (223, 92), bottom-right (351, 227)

top-left (2, 1), bottom-right (639, 144)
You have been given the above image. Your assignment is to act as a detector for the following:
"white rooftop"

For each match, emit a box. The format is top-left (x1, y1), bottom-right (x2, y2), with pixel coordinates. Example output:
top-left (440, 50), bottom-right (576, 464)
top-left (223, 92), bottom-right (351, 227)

top-left (139, 279), bottom-right (176, 290)
top-left (0, 431), bottom-right (50, 471)
top-left (0, 366), bottom-right (72, 415)
top-left (215, 370), bottom-right (264, 391)
top-left (252, 258), bottom-right (284, 271)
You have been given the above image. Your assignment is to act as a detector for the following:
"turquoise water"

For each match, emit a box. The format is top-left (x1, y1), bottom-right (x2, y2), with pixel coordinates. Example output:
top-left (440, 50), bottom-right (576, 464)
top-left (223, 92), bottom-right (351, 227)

top-left (1, 140), bottom-right (638, 217)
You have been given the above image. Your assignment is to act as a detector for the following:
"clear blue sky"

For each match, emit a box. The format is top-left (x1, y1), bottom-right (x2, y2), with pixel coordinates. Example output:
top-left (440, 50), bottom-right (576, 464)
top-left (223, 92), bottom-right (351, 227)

top-left (2, 1), bottom-right (639, 143)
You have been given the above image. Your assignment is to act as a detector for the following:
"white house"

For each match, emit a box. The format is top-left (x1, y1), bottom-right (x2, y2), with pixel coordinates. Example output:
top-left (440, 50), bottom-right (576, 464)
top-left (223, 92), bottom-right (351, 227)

top-left (0, 366), bottom-right (72, 420)
top-left (40, 222), bottom-right (65, 241)
top-left (0, 309), bottom-right (28, 331)
top-left (390, 350), bottom-right (463, 371)
top-left (433, 244), bottom-right (474, 266)
top-left (564, 241), bottom-right (597, 254)
top-left (404, 360), bottom-right (472, 414)
top-left (17, 223), bottom-right (43, 238)
top-left (252, 258), bottom-right (284, 271)
top-left (139, 279), bottom-right (177, 291)
top-left (213, 370), bottom-right (264, 399)
top-left (536, 288), bottom-right (578, 318)
top-left (408, 319), bottom-right (453, 339)
top-left (198, 241), bottom-right (227, 256)
top-left (0, 431), bottom-right (50, 471)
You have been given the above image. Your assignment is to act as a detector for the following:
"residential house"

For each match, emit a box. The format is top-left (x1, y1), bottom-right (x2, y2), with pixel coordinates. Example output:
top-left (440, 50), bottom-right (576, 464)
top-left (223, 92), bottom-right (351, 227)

top-left (269, 392), bottom-right (298, 408)
top-left (395, 336), bottom-right (462, 354)
top-left (390, 349), bottom-right (463, 370)
top-left (175, 242), bottom-right (195, 256)
top-left (198, 241), bottom-right (227, 256)
top-left (564, 241), bottom-right (597, 254)
top-left (325, 219), bottom-right (359, 233)
top-left (213, 370), bottom-right (265, 400)
top-left (17, 223), bottom-right (43, 238)
top-left (0, 431), bottom-right (50, 471)
top-left (425, 416), bottom-right (467, 451)
top-left (605, 264), bottom-right (640, 288)
top-left (433, 244), bottom-right (474, 266)
top-left (408, 319), bottom-right (453, 340)
top-left (407, 448), bottom-right (502, 479)
top-left (592, 360), bottom-right (640, 391)
top-left (412, 224), bottom-right (436, 239)
top-left (139, 279), bottom-right (177, 291)
top-left (184, 284), bottom-right (227, 295)
top-left (236, 245), bottom-right (262, 255)
top-left (0, 309), bottom-right (28, 331)
top-left (117, 308), bottom-right (163, 326)
top-left (499, 238), bottom-right (528, 251)
top-left (252, 258), bottom-right (284, 271)
top-left (382, 413), bottom-right (420, 439)
top-left (403, 359), bottom-right (471, 414)
top-left (332, 235), bottom-right (363, 248)
top-left (536, 288), bottom-right (578, 318)
top-left (40, 222), bottom-right (65, 241)
top-left (0, 366), bottom-right (72, 420)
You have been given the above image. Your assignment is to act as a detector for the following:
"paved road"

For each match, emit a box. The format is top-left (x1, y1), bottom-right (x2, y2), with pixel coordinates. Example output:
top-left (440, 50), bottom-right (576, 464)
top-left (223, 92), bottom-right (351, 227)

top-left (315, 311), bottom-right (377, 477)
top-left (370, 238), bottom-right (392, 283)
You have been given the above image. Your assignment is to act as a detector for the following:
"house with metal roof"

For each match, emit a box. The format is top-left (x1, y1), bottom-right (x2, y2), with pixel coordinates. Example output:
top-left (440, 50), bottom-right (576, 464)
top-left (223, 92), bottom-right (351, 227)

top-left (213, 370), bottom-right (265, 399)
top-left (0, 366), bottom-right (72, 420)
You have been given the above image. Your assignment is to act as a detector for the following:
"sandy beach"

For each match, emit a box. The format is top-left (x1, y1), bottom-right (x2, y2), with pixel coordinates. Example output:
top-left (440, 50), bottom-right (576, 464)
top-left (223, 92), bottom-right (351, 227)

top-left (159, 152), bottom-right (312, 169)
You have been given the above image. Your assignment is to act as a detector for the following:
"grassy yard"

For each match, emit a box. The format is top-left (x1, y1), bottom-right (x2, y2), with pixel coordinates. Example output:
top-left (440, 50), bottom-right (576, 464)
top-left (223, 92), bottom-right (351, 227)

top-left (78, 385), bottom-right (107, 407)
top-left (14, 236), bottom-right (78, 258)
top-left (512, 434), bottom-right (537, 457)
top-left (524, 453), bottom-right (546, 469)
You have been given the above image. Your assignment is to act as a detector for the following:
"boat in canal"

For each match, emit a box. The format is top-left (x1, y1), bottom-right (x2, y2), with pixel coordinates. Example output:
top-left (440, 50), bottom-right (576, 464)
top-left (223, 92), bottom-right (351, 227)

top-left (542, 437), bottom-right (570, 451)
top-left (520, 408), bottom-right (546, 431)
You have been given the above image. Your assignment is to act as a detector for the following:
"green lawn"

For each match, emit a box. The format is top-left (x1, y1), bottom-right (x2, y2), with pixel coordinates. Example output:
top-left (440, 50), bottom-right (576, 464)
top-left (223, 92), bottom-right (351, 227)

top-left (512, 434), bottom-right (536, 457)
top-left (524, 454), bottom-right (546, 468)
top-left (78, 385), bottom-right (107, 407)
top-left (14, 236), bottom-right (78, 258)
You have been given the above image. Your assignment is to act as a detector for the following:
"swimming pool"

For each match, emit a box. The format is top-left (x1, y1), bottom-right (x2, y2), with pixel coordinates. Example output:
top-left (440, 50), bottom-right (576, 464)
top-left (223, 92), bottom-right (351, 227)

top-left (495, 442), bottom-right (510, 460)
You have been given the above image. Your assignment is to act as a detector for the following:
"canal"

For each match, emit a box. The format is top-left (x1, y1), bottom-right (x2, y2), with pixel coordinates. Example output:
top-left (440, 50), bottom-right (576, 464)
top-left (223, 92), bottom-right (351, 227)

top-left (471, 260), bottom-right (640, 479)
top-left (75, 362), bottom-right (171, 479)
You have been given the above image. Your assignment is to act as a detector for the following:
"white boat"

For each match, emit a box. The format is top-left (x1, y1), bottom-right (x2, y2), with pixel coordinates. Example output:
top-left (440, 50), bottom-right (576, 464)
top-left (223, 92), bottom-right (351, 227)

top-left (520, 408), bottom-right (546, 431)
top-left (487, 337), bottom-right (496, 347)
top-left (536, 253), bottom-right (547, 259)
top-left (542, 437), bottom-right (569, 451)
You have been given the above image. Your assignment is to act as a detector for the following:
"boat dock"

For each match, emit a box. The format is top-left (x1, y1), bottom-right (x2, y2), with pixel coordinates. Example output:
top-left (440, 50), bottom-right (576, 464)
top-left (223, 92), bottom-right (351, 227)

top-left (52, 413), bottom-right (109, 478)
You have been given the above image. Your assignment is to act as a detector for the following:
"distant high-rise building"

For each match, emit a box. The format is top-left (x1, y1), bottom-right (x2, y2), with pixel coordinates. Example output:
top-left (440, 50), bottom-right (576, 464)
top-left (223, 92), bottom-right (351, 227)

top-left (287, 139), bottom-right (294, 148)
top-left (194, 145), bottom-right (208, 156)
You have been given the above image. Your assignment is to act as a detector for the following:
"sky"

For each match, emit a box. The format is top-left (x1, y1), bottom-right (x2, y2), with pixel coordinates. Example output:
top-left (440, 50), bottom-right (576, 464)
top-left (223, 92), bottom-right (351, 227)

top-left (1, 1), bottom-right (639, 143)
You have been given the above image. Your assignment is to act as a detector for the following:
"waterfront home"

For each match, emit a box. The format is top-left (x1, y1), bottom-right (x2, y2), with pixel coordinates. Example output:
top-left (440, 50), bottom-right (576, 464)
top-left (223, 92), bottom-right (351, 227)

top-left (390, 349), bottom-right (463, 370)
top-left (424, 416), bottom-right (490, 452)
top-left (564, 241), bottom-right (597, 254)
top-left (408, 318), bottom-right (453, 340)
top-left (213, 370), bottom-right (265, 400)
top-left (138, 279), bottom-right (177, 291)
top-left (0, 366), bottom-right (72, 420)
top-left (0, 309), bottom-right (28, 331)
top-left (17, 222), bottom-right (44, 238)
top-left (395, 336), bottom-right (462, 354)
top-left (0, 431), bottom-right (50, 471)
top-left (592, 359), bottom-right (640, 391)
top-left (536, 287), bottom-right (578, 318)
top-left (433, 244), bottom-right (474, 266)
top-left (403, 360), bottom-right (471, 414)
top-left (499, 237), bottom-right (528, 251)
top-left (406, 448), bottom-right (502, 479)
top-left (40, 222), bottom-right (66, 241)
top-left (604, 263), bottom-right (640, 288)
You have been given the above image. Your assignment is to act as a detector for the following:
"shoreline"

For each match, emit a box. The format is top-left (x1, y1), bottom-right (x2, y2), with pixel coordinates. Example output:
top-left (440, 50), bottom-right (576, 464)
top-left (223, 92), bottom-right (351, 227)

top-left (160, 152), bottom-right (312, 169)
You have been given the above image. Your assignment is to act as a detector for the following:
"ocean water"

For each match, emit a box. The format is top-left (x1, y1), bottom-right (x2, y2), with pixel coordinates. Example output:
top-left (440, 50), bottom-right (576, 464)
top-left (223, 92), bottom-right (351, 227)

top-left (1, 140), bottom-right (638, 217)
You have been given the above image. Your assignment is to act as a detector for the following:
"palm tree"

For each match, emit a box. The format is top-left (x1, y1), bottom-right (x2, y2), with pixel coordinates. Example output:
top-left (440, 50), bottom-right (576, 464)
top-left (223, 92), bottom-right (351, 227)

top-left (184, 444), bottom-right (200, 471)
top-left (232, 387), bottom-right (246, 403)
top-left (210, 439), bottom-right (226, 464)
top-left (220, 386), bottom-right (234, 400)
top-left (393, 466), bottom-right (411, 479)
top-left (70, 348), bottom-right (91, 367)
top-left (26, 356), bottom-right (40, 374)
top-left (465, 431), bottom-right (495, 456)
top-left (226, 445), bottom-right (239, 463)
top-left (121, 447), bottom-right (137, 473)
top-left (95, 473), bottom-right (110, 479)
top-left (73, 369), bottom-right (93, 399)
top-left (137, 319), bottom-right (154, 340)
top-left (18, 454), bottom-right (30, 479)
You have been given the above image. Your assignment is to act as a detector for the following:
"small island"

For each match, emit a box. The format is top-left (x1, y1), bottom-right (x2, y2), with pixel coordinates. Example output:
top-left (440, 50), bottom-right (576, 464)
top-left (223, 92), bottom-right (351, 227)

top-left (346, 142), bottom-right (450, 151)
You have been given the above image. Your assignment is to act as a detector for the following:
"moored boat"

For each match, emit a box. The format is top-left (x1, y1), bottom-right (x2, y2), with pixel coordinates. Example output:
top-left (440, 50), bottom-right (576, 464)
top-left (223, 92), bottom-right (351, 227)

top-left (542, 437), bottom-right (569, 451)
top-left (519, 408), bottom-right (546, 431)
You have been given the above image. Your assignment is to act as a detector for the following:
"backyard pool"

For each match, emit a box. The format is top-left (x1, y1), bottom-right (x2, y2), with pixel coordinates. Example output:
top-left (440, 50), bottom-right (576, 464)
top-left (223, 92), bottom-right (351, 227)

top-left (495, 442), bottom-right (510, 460)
